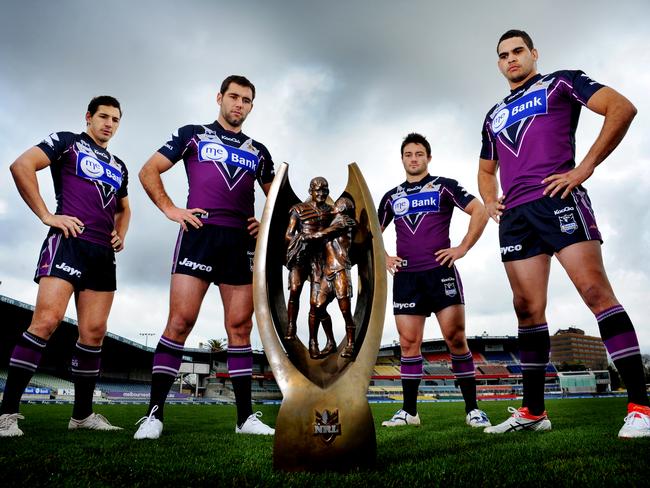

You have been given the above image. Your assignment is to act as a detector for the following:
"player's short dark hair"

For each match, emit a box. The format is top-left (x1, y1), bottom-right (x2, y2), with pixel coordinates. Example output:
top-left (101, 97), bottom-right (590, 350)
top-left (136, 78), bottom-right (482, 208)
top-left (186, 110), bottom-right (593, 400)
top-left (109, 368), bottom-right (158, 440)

top-left (497, 29), bottom-right (534, 53)
top-left (87, 96), bottom-right (122, 117)
top-left (401, 133), bottom-right (431, 158)
top-left (220, 75), bottom-right (256, 100)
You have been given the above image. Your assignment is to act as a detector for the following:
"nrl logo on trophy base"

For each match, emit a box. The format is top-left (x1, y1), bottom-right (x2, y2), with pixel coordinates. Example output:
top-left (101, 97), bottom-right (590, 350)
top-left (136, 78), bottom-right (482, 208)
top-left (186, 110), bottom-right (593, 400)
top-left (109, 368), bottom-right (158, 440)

top-left (314, 409), bottom-right (342, 444)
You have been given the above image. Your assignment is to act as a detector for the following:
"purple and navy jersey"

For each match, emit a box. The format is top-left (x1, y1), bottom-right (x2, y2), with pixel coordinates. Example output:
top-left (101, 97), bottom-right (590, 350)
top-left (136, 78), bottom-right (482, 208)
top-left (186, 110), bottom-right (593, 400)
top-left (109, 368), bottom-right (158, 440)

top-left (480, 70), bottom-right (604, 208)
top-left (378, 174), bottom-right (475, 272)
top-left (157, 121), bottom-right (275, 229)
top-left (36, 131), bottom-right (128, 248)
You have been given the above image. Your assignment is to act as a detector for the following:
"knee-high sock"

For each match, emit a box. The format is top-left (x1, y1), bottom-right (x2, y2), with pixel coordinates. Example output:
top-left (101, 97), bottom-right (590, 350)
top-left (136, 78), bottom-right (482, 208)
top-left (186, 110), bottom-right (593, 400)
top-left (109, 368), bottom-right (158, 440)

top-left (147, 336), bottom-right (184, 421)
top-left (400, 355), bottom-right (423, 416)
top-left (519, 324), bottom-right (550, 416)
top-left (71, 342), bottom-right (101, 420)
top-left (228, 345), bottom-right (253, 426)
top-left (597, 306), bottom-right (648, 406)
top-left (451, 351), bottom-right (478, 413)
top-left (1, 332), bottom-right (47, 414)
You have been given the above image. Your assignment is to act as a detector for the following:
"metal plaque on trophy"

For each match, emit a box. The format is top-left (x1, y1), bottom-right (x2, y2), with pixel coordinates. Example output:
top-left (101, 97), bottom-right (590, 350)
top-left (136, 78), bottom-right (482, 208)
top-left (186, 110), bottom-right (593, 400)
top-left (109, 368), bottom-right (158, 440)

top-left (253, 162), bottom-right (386, 471)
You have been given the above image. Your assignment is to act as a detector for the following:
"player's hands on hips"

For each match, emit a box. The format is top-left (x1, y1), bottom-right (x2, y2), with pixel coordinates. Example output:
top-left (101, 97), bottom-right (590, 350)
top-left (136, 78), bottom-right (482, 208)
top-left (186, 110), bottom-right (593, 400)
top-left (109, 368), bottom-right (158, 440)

top-left (247, 217), bottom-right (260, 238)
top-left (542, 164), bottom-right (594, 199)
top-left (42, 212), bottom-right (84, 238)
top-left (386, 255), bottom-right (403, 275)
top-left (110, 230), bottom-right (125, 252)
top-left (435, 246), bottom-right (467, 268)
top-left (485, 196), bottom-right (505, 223)
top-left (164, 206), bottom-right (205, 232)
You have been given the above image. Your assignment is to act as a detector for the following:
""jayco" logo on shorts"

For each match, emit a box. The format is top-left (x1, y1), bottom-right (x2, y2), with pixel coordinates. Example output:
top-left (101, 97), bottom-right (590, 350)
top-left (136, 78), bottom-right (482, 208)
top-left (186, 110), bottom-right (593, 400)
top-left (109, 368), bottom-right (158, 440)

top-left (500, 244), bottom-right (523, 255)
top-left (178, 258), bottom-right (213, 272)
top-left (55, 262), bottom-right (82, 277)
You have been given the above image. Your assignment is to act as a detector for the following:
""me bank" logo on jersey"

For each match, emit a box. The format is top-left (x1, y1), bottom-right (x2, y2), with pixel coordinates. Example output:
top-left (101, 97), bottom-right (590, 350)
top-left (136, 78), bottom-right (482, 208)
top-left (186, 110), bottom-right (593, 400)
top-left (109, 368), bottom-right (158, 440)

top-left (392, 191), bottom-right (440, 217)
top-left (76, 153), bottom-right (122, 191)
top-left (198, 141), bottom-right (259, 173)
top-left (491, 88), bottom-right (548, 134)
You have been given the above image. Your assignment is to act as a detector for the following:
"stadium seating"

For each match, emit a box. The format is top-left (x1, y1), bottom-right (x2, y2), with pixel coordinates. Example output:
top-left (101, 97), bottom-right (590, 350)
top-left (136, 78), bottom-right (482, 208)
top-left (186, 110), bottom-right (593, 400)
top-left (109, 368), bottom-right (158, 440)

top-left (30, 372), bottom-right (74, 390)
top-left (477, 365), bottom-right (510, 375)
top-left (423, 365), bottom-right (453, 375)
top-left (423, 352), bottom-right (451, 363)
top-left (483, 351), bottom-right (517, 363)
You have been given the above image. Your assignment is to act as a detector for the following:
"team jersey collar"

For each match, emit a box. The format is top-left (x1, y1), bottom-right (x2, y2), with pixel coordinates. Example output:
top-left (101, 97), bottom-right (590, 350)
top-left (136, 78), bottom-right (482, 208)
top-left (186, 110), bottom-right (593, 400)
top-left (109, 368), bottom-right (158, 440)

top-left (211, 120), bottom-right (245, 136)
top-left (509, 73), bottom-right (543, 96)
top-left (403, 173), bottom-right (433, 188)
top-left (80, 131), bottom-right (110, 153)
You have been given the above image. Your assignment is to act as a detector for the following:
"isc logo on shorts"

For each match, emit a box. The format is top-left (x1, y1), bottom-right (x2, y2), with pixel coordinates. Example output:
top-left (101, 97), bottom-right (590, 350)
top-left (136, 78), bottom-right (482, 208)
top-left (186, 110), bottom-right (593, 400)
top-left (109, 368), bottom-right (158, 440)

top-left (500, 244), bottom-right (523, 255)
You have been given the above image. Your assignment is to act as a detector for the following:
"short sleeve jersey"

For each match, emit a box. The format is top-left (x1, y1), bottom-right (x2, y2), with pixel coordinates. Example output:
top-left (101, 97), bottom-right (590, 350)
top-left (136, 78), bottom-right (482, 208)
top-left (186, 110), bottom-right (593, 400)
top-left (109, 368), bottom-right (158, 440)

top-left (36, 131), bottom-right (128, 247)
top-left (480, 70), bottom-right (604, 208)
top-left (157, 121), bottom-right (275, 229)
top-left (378, 174), bottom-right (475, 272)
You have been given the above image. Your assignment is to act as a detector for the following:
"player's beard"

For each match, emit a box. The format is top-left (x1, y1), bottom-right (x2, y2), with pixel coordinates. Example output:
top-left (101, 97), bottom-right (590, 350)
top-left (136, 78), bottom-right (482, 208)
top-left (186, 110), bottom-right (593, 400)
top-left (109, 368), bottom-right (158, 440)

top-left (224, 112), bottom-right (245, 128)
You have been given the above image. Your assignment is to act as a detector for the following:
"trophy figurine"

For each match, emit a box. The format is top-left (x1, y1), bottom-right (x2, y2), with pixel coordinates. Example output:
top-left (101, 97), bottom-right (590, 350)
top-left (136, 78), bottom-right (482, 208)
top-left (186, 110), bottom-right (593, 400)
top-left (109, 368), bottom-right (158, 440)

top-left (253, 162), bottom-right (386, 471)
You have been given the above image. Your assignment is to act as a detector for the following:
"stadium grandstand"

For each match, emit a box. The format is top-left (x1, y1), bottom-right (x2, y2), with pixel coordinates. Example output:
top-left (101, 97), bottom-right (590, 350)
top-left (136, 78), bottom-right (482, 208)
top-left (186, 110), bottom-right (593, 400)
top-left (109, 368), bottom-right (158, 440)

top-left (1, 294), bottom-right (613, 405)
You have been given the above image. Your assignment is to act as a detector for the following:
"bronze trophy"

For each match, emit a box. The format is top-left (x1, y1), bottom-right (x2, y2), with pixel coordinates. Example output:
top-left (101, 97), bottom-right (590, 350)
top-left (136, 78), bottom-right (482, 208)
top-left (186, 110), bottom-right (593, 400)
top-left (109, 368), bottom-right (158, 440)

top-left (253, 162), bottom-right (386, 471)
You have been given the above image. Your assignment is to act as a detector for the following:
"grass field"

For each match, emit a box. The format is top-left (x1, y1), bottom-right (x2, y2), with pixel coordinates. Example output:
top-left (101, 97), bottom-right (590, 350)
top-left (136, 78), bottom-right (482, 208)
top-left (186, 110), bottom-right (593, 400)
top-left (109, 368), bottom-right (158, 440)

top-left (1, 398), bottom-right (648, 487)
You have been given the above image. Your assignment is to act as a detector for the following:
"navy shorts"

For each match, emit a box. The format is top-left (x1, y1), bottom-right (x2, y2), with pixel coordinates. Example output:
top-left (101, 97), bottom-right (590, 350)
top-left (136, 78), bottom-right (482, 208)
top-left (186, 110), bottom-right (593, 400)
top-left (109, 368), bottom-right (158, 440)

top-left (392, 265), bottom-right (464, 316)
top-left (34, 232), bottom-right (116, 291)
top-left (499, 188), bottom-right (602, 262)
top-left (172, 224), bottom-right (255, 285)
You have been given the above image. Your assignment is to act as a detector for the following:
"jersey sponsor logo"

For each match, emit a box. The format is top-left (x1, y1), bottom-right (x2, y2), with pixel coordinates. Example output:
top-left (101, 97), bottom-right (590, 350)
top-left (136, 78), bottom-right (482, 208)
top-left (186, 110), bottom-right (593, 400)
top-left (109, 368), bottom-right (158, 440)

top-left (198, 141), bottom-right (259, 173)
top-left (178, 257), bottom-right (213, 272)
top-left (554, 206), bottom-right (574, 215)
top-left (558, 213), bottom-right (578, 234)
top-left (491, 89), bottom-right (548, 134)
top-left (500, 244), bottom-right (523, 255)
top-left (55, 262), bottom-right (81, 277)
top-left (392, 191), bottom-right (440, 217)
top-left (393, 301), bottom-right (416, 310)
top-left (76, 153), bottom-right (123, 191)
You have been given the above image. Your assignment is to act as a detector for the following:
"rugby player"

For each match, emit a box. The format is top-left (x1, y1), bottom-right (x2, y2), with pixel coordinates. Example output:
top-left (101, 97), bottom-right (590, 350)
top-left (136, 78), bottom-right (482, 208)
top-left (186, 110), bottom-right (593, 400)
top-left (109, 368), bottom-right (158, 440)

top-left (0, 96), bottom-right (129, 437)
top-left (134, 75), bottom-right (275, 439)
top-left (378, 133), bottom-right (491, 428)
top-left (478, 30), bottom-right (649, 437)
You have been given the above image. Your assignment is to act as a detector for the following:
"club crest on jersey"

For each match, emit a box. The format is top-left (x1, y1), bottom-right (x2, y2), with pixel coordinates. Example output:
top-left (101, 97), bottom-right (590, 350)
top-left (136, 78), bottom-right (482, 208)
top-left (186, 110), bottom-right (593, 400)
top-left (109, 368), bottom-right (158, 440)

top-left (76, 153), bottom-right (122, 192)
top-left (198, 141), bottom-right (259, 174)
top-left (558, 213), bottom-right (578, 234)
top-left (491, 88), bottom-right (547, 134)
top-left (392, 191), bottom-right (440, 217)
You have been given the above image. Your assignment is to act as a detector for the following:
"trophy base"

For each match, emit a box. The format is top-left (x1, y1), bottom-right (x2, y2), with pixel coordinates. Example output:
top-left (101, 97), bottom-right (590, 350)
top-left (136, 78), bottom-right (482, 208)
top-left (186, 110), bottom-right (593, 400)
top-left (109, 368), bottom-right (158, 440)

top-left (272, 384), bottom-right (376, 472)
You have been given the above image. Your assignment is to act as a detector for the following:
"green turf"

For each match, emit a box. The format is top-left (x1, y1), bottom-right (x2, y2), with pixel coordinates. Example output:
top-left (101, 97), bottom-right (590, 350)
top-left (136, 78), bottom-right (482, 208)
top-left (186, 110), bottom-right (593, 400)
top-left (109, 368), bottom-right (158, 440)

top-left (1, 398), bottom-right (648, 487)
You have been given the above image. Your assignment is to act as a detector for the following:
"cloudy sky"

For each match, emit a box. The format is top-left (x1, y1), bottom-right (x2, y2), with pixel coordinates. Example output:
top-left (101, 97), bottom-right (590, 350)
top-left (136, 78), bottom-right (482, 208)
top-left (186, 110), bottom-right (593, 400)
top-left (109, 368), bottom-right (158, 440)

top-left (1, 0), bottom-right (649, 354)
